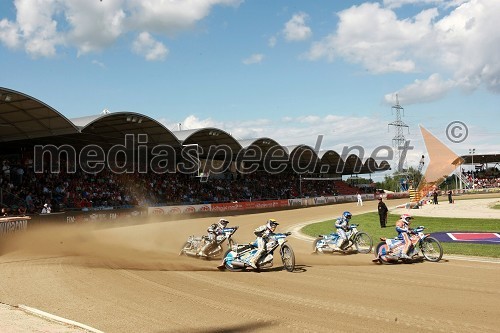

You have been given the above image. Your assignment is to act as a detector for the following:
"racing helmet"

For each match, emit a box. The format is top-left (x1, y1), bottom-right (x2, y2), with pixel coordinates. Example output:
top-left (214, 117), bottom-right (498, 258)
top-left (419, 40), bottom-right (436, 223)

top-left (343, 211), bottom-right (352, 221)
top-left (401, 214), bottom-right (413, 225)
top-left (218, 218), bottom-right (229, 229)
top-left (266, 219), bottom-right (279, 231)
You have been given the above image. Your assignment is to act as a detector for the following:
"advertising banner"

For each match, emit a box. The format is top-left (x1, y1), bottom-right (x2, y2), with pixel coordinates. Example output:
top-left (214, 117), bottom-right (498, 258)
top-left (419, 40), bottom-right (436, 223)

top-left (32, 208), bottom-right (148, 224)
top-left (148, 204), bottom-right (211, 216)
top-left (0, 216), bottom-right (30, 235)
top-left (211, 200), bottom-right (289, 212)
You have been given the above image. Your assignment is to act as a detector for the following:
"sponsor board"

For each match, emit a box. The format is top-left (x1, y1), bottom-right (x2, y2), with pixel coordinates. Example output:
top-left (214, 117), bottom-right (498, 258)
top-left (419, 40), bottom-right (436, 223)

top-left (325, 196), bottom-right (337, 203)
top-left (211, 200), bottom-right (289, 212)
top-left (0, 217), bottom-right (30, 235)
top-left (149, 204), bottom-right (211, 215)
top-left (314, 197), bottom-right (327, 205)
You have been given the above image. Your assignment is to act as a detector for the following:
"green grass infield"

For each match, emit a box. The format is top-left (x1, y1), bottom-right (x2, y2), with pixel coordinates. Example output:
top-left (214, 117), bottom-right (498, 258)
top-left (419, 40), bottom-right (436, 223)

top-left (302, 212), bottom-right (500, 258)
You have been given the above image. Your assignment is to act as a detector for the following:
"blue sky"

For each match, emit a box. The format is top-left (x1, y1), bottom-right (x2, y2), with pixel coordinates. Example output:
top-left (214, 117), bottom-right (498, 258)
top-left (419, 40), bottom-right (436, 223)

top-left (0, 0), bottom-right (499, 179)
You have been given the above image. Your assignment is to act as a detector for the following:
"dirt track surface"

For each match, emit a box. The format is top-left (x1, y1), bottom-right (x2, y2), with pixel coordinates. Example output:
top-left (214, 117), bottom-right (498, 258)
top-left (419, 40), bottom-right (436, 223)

top-left (1, 198), bottom-right (499, 333)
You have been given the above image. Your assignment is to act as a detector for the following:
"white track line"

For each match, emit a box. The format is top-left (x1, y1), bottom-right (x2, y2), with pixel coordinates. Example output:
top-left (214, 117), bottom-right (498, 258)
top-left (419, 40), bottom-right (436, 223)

top-left (18, 304), bottom-right (104, 333)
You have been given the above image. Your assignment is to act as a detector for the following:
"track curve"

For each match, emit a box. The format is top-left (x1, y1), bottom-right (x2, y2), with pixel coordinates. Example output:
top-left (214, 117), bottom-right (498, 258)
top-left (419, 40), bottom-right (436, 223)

top-left (0, 199), bottom-right (498, 332)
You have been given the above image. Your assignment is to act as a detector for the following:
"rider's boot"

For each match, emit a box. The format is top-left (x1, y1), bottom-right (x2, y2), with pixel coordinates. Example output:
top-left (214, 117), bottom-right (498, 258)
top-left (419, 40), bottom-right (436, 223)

top-left (400, 253), bottom-right (411, 259)
top-left (249, 257), bottom-right (258, 269)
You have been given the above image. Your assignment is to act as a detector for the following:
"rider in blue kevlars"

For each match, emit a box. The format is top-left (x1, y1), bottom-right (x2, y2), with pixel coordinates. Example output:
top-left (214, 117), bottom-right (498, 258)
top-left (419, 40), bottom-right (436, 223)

top-left (334, 211), bottom-right (352, 250)
top-left (198, 218), bottom-right (229, 257)
top-left (249, 219), bottom-right (279, 269)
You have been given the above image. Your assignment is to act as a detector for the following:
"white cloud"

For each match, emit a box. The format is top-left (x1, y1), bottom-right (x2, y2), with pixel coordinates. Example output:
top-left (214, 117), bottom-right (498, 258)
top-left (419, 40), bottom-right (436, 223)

top-left (383, 0), bottom-right (469, 9)
top-left (384, 73), bottom-right (456, 105)
top-left (268, 35), bottom-right (277, 48)
top-left (65, 1), bottom-right (127, 56)
top-left (0, 0), bottom-right (241, 58)
top-left (283, 12), bottom-right (312, 42)
top-left (91, 59), bottom-right (106, 68)
top-left (132, 32), bottom-right (168, 61)
top-left (0, 18), bottom-right (20, 49)
top-left (305, 0), bottom-right (500, 99)
top-left (242, 53), bottom-right (264, 65)
top-left (127, 0), bottom-right (241, 35)
top-left (304, 3), bottom-right (434, 73)
top-left (182, 115), bottom-right (220, 130)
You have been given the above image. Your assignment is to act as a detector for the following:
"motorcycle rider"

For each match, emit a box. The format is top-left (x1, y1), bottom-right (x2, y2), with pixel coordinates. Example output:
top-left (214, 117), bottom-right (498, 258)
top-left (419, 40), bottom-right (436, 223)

top-left (198, 218), bottom-right (230, 257)
top-left (335, 211), bottom-right (352, 250)
top-left (249, 219), bottom-right (279, 269)
top-left (334, 211), bottom-right (352, 250)
top-left (395, 213), bottom-right (413, 259)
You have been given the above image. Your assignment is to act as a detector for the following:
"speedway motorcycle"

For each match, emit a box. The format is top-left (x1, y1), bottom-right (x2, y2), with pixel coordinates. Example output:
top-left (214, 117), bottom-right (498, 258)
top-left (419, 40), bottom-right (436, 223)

top-left (179, 226), bottom-right (238, 259)
top-left (219, 232), bottom-right (295, 272)
top-left (312, 224), bottom-right (373, 254)
top-left (373, 225), bottom-right (443, 264)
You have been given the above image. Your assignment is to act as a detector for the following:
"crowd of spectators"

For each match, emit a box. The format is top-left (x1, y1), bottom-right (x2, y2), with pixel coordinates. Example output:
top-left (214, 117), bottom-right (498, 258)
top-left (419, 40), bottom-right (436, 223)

top-left (1, 155), bottom-right (367, 215)
top-left (462, 167), bottom-right (500, 189)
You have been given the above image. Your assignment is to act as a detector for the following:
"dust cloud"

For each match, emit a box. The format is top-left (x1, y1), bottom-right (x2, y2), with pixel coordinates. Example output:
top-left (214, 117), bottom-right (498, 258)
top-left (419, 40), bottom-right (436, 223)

top-left (0, 218), bottom-right (217, 271)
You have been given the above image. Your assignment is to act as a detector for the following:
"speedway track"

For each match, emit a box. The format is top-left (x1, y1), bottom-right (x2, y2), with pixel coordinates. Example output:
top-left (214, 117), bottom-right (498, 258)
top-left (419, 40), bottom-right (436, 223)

top-left (0, 198), bottom-right (498, 333)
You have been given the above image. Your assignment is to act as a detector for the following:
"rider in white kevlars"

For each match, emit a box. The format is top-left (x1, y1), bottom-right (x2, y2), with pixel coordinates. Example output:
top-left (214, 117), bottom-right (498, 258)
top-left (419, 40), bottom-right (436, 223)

top-left (334, 211), bottom-right (352, 250)
top-left (395, 214), bottom-right (413, 259)
top-left (198, 218), bottom-right (229, 257)
top-left (249, 219), bottom-right (279, 269)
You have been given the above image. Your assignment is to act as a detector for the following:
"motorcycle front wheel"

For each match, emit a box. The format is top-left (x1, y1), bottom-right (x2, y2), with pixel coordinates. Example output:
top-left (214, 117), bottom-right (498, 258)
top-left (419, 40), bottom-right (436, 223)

top-left (312, 237), bottom-right (323, 253)
top-left (281, 244), bottom-right (295, 272)
top-left (354, 232), bottom-right (373, 254)
top-left (223, 249), bottom-right (245, 272)
top-left (420, 237), bottom-right (443, 262)
top-left (179, 242), bottom-right (190, 256)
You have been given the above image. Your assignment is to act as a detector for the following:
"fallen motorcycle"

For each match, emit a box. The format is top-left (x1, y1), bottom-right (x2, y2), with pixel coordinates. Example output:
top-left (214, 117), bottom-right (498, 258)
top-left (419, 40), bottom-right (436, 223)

top-left (373, 225), bottom-right (443, 264)
top-left (218, 232), bottom-right (295, 272)
top-left (312, 224), bottom-right (373, 254)
top-left (179, 226), bottom-right (238, 259)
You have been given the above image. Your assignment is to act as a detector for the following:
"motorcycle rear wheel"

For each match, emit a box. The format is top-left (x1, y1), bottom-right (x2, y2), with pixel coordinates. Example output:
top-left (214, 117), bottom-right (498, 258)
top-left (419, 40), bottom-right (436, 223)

top-left (354, 232), bottom-right (373, 254)
top-left (281, 244), bottom-right (295, 272)
top-left (375, 241), bottom-right (396, 265)
top-left (420, 237), bottom-right (443, 262)
top-left (223, 249), bottom-right (245, 272)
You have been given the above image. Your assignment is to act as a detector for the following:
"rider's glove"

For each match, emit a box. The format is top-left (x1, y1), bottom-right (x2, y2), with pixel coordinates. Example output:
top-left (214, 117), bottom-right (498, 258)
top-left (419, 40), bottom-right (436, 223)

top-left (285, 232), bottom-right (292, 236)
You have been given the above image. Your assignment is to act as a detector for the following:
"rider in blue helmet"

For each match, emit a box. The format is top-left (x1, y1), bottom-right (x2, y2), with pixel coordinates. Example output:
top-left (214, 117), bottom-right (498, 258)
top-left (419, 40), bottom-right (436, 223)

top-left (334, 211), bottom-right (352, 250)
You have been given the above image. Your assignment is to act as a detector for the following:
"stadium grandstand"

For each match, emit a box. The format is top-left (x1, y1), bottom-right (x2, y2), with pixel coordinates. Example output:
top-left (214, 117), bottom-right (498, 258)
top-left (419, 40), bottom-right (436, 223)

top-left (1, 86), bottom-right (391, 215)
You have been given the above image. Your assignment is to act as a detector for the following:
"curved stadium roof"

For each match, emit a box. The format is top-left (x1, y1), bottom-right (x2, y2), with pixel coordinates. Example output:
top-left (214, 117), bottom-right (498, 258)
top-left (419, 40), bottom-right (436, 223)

top-left (0, 86), bottom-right (392, 175)
top-left (0, 87), bottom-right (79, 142)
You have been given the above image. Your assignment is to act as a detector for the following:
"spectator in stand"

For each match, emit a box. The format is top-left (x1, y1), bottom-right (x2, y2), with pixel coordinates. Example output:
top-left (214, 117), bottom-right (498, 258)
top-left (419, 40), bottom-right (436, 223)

top-left (2, 160), bottom-right (10, 180)
top-left (377, 196), bottom-right (388, 228)
top-left (41, 203), bottom-right (51, 214)
top-left (1, 207), bottom-right (9, 217)
top-left (25, 192), bottom-right (34, 212)
top-left (18, 205), bottom-right (27, 216)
